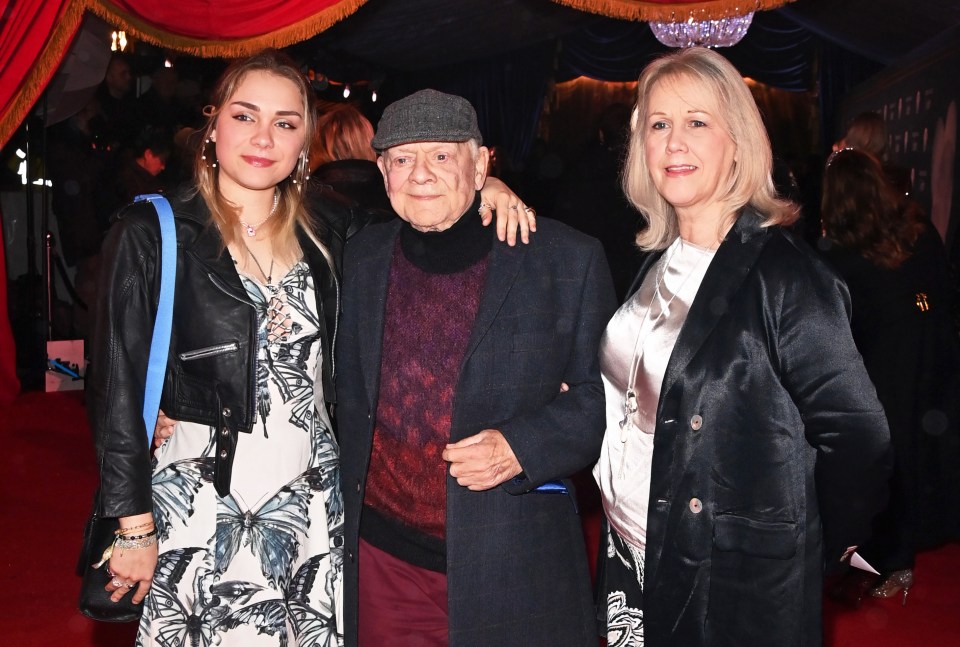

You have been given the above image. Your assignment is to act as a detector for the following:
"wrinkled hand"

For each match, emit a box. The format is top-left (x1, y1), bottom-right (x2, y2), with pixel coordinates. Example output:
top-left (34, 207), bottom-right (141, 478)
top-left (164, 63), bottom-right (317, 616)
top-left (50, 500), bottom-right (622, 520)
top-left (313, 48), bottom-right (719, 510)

top-left (442, 429), bottom-right (522, 491)
top-left (478, 176), bottom-right (536, 246)
top-left (154, 409), bottom-right (177, 448)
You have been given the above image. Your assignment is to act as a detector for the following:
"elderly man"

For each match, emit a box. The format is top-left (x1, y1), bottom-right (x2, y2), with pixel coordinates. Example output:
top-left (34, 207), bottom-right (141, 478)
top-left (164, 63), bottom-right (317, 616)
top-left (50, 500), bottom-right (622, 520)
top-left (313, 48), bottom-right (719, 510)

top-left (337, 89), bottom-right (617, 646)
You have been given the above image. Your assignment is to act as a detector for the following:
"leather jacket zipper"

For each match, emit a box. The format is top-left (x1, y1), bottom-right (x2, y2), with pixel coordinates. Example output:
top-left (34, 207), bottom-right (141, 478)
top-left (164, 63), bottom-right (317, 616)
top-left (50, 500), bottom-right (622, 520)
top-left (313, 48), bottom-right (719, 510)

top-left (207, 271), bottom-right (258, 429)
top-left (178, 342), bottom-right (240, 362)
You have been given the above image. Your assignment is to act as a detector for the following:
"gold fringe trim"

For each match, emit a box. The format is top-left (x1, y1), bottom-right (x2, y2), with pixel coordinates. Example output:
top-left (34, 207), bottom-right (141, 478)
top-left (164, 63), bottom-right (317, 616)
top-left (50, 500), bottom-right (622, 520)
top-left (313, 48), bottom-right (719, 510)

top-left (0, 1), bottom-right (90, 149)
top-left (86, 0), bottom-right (370, 57)
top-left (550, 0), bottom-right (796, 22)
top-left (1, 0), bottom-right (370, 147)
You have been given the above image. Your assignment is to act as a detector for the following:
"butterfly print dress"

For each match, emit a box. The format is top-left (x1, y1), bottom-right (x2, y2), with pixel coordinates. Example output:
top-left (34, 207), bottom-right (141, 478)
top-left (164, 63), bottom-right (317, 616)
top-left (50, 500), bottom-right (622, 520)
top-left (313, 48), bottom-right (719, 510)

top-left (137, 261), bottom-right (343, 647)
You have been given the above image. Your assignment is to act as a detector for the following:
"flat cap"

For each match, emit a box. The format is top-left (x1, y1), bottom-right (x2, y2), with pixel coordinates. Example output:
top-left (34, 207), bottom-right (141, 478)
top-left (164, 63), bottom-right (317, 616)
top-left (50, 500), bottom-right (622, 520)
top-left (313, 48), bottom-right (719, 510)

top-left (372, 89), bottom-right (482, 151)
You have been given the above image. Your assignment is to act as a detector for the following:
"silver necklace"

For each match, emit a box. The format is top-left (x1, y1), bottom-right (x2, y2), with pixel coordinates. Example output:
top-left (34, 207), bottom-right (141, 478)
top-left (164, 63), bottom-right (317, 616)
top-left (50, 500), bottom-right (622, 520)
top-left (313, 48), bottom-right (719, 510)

top-left (243, 242), bottom-right (274, 286)
top-left (239, 190), bottom-right (280, 237)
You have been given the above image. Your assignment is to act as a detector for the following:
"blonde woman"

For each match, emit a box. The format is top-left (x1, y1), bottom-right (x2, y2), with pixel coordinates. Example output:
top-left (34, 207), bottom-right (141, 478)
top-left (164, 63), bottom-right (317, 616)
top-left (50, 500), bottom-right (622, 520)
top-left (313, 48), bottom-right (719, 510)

top-left (594, 47), bottom-right (892, 647)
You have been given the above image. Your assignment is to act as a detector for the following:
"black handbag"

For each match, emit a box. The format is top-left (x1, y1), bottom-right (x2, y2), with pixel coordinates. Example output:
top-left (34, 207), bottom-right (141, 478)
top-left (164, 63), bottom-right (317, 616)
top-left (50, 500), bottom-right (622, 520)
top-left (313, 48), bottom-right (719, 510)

top-left (76, 194), bottom-right (177, 622)
top-left (76, 502), bottom-right (143, 622)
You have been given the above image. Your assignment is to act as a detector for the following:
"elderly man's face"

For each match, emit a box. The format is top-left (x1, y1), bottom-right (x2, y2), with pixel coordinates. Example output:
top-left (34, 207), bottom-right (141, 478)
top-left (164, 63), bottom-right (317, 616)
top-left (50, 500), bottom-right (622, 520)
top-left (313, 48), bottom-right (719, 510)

top-left (378, 141), bottom-right (488, 232)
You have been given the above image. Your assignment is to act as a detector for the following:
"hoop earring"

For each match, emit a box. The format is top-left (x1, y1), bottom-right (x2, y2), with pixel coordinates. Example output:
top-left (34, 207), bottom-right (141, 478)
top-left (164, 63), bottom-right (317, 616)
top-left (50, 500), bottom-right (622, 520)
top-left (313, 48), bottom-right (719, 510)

top-left (291, 153), bottom-right (309, 188)
top-left (201, 138), bottom-right (218, 168)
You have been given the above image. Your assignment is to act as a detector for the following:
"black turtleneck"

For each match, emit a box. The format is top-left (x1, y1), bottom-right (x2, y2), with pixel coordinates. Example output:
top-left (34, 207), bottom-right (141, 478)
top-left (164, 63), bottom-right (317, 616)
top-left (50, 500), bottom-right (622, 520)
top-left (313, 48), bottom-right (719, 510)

top-left (398, 194), bottom-right (492, 274)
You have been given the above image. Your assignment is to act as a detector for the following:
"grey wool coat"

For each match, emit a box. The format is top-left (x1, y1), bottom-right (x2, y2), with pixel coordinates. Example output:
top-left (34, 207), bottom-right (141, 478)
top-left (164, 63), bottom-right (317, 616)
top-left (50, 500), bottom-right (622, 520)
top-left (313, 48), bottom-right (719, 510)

top-left (336, 216), bottom-right (617, 646)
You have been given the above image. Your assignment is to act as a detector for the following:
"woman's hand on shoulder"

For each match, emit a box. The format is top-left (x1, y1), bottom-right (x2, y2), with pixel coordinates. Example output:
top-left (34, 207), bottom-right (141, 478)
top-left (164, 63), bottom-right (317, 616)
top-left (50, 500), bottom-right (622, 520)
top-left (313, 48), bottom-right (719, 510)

top-left (479, 176), bottom-right (536, 246)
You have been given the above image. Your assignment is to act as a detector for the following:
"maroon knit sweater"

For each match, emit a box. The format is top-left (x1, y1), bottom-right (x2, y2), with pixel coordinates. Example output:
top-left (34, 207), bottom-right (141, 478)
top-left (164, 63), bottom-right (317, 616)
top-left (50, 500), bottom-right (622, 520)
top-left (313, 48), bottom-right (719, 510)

top-left (361, 197), bottom-right (491, 572)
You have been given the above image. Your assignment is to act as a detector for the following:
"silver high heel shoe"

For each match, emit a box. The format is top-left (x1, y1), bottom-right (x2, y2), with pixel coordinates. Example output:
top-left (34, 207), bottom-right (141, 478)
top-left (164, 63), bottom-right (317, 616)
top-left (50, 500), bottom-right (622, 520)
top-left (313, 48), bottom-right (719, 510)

top-left (868, 569), bottom-right (914, 606)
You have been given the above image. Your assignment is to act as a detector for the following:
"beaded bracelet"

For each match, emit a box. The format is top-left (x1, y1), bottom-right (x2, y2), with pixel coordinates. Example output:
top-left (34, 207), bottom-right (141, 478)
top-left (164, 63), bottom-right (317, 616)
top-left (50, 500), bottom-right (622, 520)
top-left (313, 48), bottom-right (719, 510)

top-left (116, 529), bottom-right (158, 541)
top-left (115, 534), bottom-right (158, 551)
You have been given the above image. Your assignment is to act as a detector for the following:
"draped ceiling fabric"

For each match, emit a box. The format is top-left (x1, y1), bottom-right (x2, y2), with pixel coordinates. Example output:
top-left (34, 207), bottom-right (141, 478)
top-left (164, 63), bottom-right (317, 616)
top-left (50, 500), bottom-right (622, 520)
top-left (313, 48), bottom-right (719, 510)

top-left (550, 0), bottom-right (795, 21)
top-left (0, 0), bottom-right (369, 150)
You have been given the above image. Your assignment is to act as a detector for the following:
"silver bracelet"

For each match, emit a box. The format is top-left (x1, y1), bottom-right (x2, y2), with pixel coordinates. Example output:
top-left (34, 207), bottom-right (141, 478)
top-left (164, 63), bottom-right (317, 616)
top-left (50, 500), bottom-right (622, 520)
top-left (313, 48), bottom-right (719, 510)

top-left (115, 534), bottom-right (158, 550)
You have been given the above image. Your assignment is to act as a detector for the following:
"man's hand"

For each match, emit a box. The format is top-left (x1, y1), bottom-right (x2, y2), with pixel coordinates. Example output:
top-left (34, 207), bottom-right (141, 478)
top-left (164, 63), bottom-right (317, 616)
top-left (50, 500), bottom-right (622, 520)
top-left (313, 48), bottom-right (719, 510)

top-left (442, 429), bottom-right (522, 491)
top-left (154, 410), bottom-right (177, 448)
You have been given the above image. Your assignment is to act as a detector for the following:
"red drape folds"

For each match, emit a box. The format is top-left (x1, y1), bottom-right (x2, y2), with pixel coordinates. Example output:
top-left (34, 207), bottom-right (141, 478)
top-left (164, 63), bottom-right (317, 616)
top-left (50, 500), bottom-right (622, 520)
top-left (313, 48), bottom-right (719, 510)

top-left (548, 0), bottom-right (795, 21)
top-left (0, 0), bottom-right (368, 150)
top-left (0, 203), bottom-right (20, 405)
top-left (99, 0), bottom-right (367, 41)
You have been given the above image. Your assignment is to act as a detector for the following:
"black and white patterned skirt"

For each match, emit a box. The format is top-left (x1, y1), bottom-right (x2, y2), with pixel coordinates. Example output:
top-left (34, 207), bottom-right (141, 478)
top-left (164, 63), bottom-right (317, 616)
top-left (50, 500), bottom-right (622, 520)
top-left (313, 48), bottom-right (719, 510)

top-left (604, 526), bottom-right (645, 647)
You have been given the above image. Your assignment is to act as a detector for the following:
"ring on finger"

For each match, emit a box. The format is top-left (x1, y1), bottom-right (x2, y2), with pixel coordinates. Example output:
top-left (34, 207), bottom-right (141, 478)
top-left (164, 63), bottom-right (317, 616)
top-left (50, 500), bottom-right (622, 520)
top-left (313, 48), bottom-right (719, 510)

top-left (523, 207), bottom-right (536, 215)
top-left (509, 204), bottom-right (519, 210)
top-left (111, 578), bottom-right (122, 587)
top-left (125, 582), bottom-right (136, 589)
top-left (477, 202), bottom-right (493, 215)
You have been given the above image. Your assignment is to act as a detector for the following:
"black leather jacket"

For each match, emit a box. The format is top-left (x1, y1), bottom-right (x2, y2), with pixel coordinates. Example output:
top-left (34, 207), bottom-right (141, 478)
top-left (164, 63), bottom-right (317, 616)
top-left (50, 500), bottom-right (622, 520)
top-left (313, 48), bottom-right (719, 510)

top-left (88, 183), bottom-right (358, 518)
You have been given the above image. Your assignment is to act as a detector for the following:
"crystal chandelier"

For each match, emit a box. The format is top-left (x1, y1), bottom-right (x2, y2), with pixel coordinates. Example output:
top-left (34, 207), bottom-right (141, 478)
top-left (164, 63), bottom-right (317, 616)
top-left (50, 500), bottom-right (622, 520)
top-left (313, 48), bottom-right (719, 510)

top-left (649, 12), bottom-right (754, 48)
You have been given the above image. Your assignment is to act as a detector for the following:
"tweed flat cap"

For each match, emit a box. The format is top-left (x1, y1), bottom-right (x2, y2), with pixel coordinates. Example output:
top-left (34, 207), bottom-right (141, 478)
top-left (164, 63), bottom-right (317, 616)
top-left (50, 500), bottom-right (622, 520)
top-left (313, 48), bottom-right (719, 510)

top-left (372, 89), bottom-right (482, 151)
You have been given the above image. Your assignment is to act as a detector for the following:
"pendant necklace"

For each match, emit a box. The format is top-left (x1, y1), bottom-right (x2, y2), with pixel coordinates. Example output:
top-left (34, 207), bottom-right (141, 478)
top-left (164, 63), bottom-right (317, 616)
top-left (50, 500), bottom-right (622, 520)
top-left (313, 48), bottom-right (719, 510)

top-left (239, 190), bottom-right (280, 237)
top-left (617, 238), bottom-right (711, 477)
top-left (243, 242), bottom-right (275, 287)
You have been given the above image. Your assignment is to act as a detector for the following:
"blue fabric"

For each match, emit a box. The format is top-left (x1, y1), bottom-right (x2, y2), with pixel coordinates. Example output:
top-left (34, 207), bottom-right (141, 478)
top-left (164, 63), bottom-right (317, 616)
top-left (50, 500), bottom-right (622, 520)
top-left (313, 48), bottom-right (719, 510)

top-left (133, 193), bottom-right (176, 447)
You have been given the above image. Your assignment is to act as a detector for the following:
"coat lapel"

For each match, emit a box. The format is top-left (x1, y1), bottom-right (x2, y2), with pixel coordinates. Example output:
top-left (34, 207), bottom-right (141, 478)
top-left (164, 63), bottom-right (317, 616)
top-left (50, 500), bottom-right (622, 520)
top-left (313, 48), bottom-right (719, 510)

top-left (658, 210), bottom-right (770, 409)
top-left (357, 222), bottom-right (401, 410)
top-left (644, 210), bottom-right (772, 594)
top-left (461, 237), bottom-right (527, 364)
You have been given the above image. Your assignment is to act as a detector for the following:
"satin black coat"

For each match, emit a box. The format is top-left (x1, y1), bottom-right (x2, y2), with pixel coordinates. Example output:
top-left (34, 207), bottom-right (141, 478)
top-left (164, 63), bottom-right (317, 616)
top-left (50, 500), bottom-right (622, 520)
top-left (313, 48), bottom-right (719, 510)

top-left (609, 210), bottom-right (892, 647)
top-left (88, 184), bottom-right (353, 517)
top-left (337, 217), bottom-right (617, 646)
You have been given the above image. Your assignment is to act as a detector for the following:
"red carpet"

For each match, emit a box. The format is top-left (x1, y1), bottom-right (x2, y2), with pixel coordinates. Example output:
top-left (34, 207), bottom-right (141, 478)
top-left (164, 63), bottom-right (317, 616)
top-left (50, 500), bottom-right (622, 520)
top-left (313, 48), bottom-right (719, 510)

top-left (1, 390), bottom-right (957, 646)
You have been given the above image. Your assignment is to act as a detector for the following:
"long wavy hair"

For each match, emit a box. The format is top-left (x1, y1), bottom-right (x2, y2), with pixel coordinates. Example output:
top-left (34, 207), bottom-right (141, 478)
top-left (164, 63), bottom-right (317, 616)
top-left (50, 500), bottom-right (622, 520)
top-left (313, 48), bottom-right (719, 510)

top-left (311, 103), bottom-right (376, 168)
top-left (821, 148), bottom-right (924, 269)
top-left (842, 111), bottom-right (887, 159)
top-left (622, 47), bottom-right (797, 250)
top-left (194, 49), bottom-right (321, 263)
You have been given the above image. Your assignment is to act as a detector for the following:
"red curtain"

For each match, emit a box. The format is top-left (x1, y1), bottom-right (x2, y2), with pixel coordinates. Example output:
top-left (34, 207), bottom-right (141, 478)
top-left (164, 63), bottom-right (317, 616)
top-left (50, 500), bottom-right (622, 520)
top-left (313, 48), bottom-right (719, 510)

top-left (0, 0), bottom-right (369, 149)
top-left (0, 202), bottom-right (19, 405)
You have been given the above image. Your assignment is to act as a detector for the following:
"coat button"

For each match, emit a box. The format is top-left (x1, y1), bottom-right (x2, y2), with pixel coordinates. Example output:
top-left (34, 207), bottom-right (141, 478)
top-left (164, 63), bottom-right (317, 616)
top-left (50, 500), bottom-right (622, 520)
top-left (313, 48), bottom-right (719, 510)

top-left (221, 427), bottom-right (230, 437)
top-left (219, 449), bottom-right (228, 459)
top-left (689, 498), bottom-right (703, 514)
top-left (690, 414), bottom-right (703, 430)
top-left (348, 550), bottom-right (355, 563)
top-left (222, 407), bottom-right (231, 418)
top-left (356, 480), bottom-right (361, 493)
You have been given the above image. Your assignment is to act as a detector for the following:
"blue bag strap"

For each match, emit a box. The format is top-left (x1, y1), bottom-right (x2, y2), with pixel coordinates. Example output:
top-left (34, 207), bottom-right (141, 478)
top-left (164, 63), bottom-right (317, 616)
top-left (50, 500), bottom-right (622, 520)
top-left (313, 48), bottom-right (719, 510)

top-left (133, 193), bottom-right (176, 447)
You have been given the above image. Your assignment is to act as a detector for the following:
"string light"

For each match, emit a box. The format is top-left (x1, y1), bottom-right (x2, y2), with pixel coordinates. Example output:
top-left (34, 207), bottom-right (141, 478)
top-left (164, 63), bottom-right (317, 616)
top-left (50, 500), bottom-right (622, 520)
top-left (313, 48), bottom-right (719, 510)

top-left (111, 31), bottom-right (128, 52)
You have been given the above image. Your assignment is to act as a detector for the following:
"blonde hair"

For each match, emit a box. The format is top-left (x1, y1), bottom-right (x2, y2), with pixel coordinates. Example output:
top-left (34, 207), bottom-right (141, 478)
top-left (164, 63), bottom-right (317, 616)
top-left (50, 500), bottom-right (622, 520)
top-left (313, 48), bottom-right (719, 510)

top-left (622, 47), bottom-right (797, 250)
top-left (194, 49), bottom-right (321, 263)
top-left (311, 103), bottom-right (376, 168)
